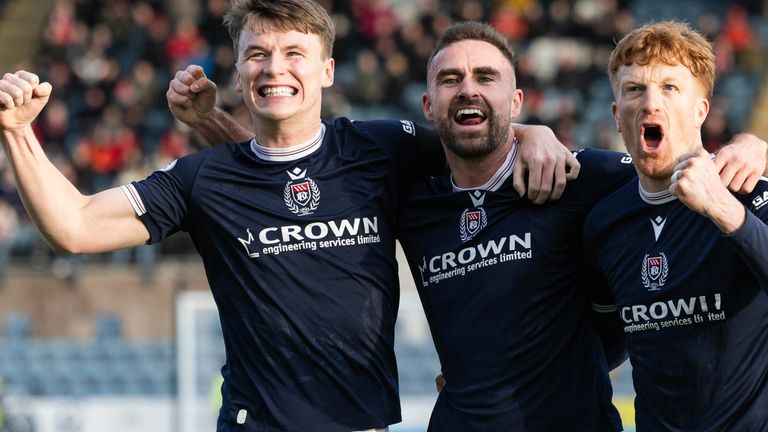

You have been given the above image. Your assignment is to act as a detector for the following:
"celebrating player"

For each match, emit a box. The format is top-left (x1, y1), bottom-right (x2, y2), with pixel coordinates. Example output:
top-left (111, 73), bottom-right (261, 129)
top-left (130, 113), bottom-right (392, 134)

top-left (584, 21), bottom-right (768, 431)
top-left (396, 21), bottom-right (768, 431)
top-left (0, 0), bottom-right (576, 430)
top-left (396, 21), bottom-right (631, 431)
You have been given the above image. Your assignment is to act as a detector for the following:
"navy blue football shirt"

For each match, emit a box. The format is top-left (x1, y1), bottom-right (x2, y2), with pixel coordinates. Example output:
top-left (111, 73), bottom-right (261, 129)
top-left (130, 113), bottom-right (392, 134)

top-left (121, 118), bottom-right (443, 431)
top-left (584, 176), bottom-right (768, 431)
top-left (397, 148), bottom-right (635, 431)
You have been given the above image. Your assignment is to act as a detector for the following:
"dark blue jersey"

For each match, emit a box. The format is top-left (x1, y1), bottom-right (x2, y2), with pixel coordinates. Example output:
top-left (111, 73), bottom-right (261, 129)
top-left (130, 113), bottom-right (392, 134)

top-left (397, 149), bottom-right (635, 431)
top-left (123, 118), bottom-right (443, 431)
top-left (583, 177), bottom-right (768, 431)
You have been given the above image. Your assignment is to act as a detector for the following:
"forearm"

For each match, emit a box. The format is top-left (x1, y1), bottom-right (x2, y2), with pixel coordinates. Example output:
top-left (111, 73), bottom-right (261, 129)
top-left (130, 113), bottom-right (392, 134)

top-left (591, 309), bottom-right (628, 370)
top-left (727, 210), bottom-right (768, 291)
top-left (707, 193), bottom-right (747, 234)
top-left (192, 106), bottom-right (253, 145)
top-left (1, 127), bottom-right (147, 252)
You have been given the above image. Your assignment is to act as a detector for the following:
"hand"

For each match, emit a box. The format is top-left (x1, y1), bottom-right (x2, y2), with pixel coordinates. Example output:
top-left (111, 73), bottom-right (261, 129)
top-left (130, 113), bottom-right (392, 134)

top-left (0, 71), bottom-right (52, 132)
top-left (166, 65), bottom-right (217, 127)
top-left (670, 149), bottom-right (745, 233)
top-left (713, 133), bottom-right (768, 194)
top-left (435, 373), bottom-right (446, 392)
top-left (512, 124), bottom-right (580, 204)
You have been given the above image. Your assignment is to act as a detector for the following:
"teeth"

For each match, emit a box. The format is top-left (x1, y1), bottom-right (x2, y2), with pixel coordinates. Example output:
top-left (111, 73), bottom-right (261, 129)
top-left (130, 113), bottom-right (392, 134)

top-left (456, 108), bottom-right (485, 118)
top-left (261, 86), bottom-right (295, 97)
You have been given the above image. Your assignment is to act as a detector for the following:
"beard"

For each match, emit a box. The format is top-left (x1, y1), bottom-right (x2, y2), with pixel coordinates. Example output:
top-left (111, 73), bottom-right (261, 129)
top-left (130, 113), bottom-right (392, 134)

top-left (435, 100), bottom-right (510, 160)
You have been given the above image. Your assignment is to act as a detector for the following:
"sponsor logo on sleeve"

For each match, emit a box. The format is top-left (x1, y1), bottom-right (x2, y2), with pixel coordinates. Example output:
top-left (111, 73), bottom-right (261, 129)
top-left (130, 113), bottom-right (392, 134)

top-left (752, 191), bottom-right (768, 211)
top-left (400, 120), bottom-right (415, 136)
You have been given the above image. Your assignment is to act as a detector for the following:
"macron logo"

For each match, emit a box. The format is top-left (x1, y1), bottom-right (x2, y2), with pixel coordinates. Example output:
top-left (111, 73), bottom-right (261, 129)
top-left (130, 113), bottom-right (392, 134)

top-left (651, 216), bottom-right (666, 242)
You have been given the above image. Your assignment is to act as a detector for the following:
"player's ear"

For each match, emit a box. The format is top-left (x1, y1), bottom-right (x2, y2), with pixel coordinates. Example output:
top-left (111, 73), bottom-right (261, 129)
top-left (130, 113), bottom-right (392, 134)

top-left (611, 102), bottom-right (620, 132)
top-left (321, 57), bottom-right (335, 89)
top-left (422, 92), bottom-right (434, 122)
top-left (509, 89), bottom-right (523, 120)
top-left (236, 70), bottom-right (243, 93)
top-left (693, 97), bottom-right (709, 128)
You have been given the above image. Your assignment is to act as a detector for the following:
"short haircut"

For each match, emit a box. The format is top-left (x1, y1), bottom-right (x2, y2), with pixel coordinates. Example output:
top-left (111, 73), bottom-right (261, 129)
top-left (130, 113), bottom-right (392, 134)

top-left (224, 0), bottom-right (335, 59)
top-left (608, 21), bottom-right (715, 98)
top-left (427, 21), bottom-right (516, 74)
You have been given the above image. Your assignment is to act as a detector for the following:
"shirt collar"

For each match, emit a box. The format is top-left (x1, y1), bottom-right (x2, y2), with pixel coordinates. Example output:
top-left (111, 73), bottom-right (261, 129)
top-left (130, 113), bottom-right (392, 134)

top-left (451, 138), bottom-right (519, 193)
top-left (250, 124), bottom-right (325, 162)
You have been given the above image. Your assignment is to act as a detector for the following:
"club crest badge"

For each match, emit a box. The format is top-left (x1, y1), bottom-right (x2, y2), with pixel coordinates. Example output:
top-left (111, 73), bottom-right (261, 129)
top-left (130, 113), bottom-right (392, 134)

top-left (284, 167), bottom-right (320, 216)
top-left (641, 252), bottom-right (669, 290)
top-left (459, 191), bottom-right (488, 242)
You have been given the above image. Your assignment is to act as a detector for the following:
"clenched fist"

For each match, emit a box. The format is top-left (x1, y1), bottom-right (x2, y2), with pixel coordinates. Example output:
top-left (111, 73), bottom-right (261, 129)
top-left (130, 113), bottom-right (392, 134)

top-left (0, 71), bottom-right (52, 132)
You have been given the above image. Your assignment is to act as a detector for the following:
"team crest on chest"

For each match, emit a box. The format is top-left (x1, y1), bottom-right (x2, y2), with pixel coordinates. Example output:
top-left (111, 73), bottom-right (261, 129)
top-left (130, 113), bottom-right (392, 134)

top-left (459, 191), bottom-right (488, 242)
top-left (641, 252), bottom-right (669, 291)
top-left (284, 167), bottom-right (320, 216)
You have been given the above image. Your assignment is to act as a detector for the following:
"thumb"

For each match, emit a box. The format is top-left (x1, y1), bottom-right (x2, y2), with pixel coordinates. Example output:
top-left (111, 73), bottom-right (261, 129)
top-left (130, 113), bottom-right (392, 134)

top-left (33, 82), bottom-right (52, 100)
top-left (192, 78), bottom-right (217, 95)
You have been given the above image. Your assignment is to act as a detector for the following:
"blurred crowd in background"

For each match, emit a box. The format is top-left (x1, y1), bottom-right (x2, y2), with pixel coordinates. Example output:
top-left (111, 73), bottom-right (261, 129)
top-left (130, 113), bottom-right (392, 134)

top-left (0, 0), bottom-right (767, 282)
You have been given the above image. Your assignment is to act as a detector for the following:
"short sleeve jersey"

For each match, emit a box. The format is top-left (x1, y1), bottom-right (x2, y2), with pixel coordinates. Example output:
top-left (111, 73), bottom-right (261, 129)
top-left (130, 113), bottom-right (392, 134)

top-left (583, 178), bottom-right (768, 431)
top-left (397, 149), bottom-right (635, 431)
top-left (123, 118), bottom-right (442, 431)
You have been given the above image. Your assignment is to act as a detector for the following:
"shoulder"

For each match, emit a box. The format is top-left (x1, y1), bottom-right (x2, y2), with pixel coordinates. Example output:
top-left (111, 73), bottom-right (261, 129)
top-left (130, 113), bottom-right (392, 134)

top-left (575, 148), bottom-right (634, 170)
top-left (331, 117), bottom-right (437, 144)
top-left (583, 180), bottom-right (639, 234)
top-left (147, 142), bottom-right (242, 184)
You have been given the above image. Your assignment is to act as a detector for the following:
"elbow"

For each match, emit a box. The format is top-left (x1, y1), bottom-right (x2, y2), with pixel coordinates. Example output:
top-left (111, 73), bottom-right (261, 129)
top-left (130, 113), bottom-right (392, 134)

top-left (46, 240), bottom-right (80, 254)
top-left (43, 233), bottom-right (86, 254)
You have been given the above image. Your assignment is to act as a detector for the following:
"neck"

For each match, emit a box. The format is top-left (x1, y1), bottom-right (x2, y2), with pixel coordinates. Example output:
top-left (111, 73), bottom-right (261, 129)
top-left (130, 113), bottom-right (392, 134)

top-left (638, 175), bottom-right (669, 193)
top-left (252, 116), bottom-right (323, 148)
top-left (447, 134), bottom-right (516, 189)
top-left (639, 140), bottom-right (706, 193)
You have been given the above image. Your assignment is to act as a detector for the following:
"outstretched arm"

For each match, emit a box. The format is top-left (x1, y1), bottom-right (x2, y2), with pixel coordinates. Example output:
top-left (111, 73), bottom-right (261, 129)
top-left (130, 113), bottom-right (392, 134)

top-left (166, 65), bottom-right (253, 145)
top-left (0, 71), bottom-right (149, 253)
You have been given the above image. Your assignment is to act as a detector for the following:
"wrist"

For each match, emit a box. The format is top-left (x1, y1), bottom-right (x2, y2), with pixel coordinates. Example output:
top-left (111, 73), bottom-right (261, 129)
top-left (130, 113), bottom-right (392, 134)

top-left (1, 125), bottom-right (33, 141)
top-left (709, 193), bottom-right (746, 234)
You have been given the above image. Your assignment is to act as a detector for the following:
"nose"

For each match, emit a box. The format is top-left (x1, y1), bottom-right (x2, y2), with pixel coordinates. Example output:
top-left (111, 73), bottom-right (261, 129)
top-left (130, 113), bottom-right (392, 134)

top-left (263, 55), bottom-right (286, 77)
top-left (642, 86), bottom-right (662, 114)
top-left (457, 78), bottom-right (479, 101)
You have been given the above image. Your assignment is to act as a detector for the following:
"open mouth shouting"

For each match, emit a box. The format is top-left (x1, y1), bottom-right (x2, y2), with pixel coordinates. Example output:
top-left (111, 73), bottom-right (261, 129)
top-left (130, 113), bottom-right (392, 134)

top-left (453, 105), bottom-right (488, 128)
top-left (641, 122), bottom-right (664, 150)
top-left (258, 85), bottom-right (298, 97)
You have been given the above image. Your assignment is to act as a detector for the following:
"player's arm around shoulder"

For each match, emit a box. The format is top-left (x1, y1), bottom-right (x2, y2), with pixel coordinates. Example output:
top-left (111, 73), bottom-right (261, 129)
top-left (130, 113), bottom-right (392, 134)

top-left (512, 124), bottom-right (580, 204)
top-left (0, 70), bottom-right (149, 253)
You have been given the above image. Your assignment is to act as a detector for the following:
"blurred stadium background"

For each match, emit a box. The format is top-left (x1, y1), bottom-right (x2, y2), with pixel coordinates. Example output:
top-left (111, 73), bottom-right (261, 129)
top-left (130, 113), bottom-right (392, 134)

top-left (0, 0), bottom-right (765, 430)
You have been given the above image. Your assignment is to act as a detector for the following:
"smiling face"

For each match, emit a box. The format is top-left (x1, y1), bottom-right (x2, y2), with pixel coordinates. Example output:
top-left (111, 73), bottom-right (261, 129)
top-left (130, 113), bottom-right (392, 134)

top-left (423, 39), bottom-right (522, 160)
top-left (235, 19), bottom-right (334, 128)
top-left (611, 61), bottom-right (709, 189)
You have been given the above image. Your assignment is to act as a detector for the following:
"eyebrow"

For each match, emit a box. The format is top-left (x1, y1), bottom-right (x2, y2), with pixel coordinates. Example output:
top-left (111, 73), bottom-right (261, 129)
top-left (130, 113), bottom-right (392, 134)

top-left (241, 43), bottom-right (307, 54)
top-left (435, 66), bottom-right (501, 80)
